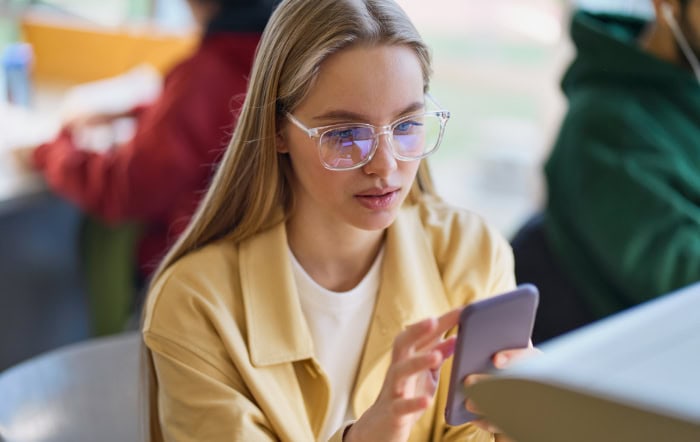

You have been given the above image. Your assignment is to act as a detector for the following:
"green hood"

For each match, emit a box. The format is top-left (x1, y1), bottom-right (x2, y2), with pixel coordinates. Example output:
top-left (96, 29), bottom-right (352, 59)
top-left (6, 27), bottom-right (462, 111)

top-left (563, 11), bottom-right (698, 93)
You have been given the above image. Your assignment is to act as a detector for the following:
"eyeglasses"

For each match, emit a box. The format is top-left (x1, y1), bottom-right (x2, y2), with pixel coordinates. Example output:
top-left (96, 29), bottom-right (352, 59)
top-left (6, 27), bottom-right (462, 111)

top-left (285, 97), bottom-right (450, 171)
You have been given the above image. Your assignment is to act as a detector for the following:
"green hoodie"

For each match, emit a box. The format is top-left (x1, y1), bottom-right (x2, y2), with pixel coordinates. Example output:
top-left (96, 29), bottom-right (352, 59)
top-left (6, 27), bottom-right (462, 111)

top-left (544, 11), bottom-right (700, 318)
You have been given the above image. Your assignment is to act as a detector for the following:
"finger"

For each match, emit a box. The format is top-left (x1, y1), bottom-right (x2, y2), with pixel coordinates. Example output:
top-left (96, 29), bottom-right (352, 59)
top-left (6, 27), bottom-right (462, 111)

top-left (391, 351), bottom-right (442, 395)
top-left (431, 335), bottom-right (457, 360)
top-left (391, 396), bottom-right (431, 416)
top-left (465, 398), bottom-right (481, 415)
top-left (393, 308), bottom-right (463, 362)
top-left (411, 307), bottom-right (463, 352)
top-left (492, 345), bottom-right (542, 369)
top-left (471, 418), bottom-right (502, 434)
top-left (463, 373), bottom-right (490, 387)
top-left (392, 317), bottom-right (438, 362)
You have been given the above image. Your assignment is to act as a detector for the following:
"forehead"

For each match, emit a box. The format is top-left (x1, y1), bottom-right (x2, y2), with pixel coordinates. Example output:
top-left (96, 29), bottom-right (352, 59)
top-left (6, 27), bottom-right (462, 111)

top-left (297, 44), bottom-right (426, 122)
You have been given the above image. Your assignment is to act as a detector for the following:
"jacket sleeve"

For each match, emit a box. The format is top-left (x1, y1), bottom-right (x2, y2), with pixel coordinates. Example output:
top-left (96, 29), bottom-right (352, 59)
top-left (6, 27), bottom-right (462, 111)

top-left (546, 108), bottom-right (700, 307)
top-left (145, 332), bottom-right (278, 442)
top-left (32, 63), bottom-right (230, 224)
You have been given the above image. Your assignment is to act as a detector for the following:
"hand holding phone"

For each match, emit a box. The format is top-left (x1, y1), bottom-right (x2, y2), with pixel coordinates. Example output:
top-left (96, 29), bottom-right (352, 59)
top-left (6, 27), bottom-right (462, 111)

top-left (444, 284), bottom-right (539, 426)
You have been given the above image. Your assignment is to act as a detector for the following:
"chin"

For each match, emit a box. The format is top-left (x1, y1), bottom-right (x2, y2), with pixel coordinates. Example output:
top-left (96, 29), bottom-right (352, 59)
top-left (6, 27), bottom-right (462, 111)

top-left (350, 209), bottom-right (400, 232)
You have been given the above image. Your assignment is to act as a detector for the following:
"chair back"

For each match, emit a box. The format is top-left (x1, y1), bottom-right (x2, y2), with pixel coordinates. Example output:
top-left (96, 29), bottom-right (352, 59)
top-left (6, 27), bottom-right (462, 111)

top-left (511, 213), bottom-right (596, 343)
top-left (0, 332), bottom-right (144, 442)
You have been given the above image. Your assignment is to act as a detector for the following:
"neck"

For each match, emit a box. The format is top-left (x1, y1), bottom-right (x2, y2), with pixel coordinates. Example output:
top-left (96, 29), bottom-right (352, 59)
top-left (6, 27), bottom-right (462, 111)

top-left (640, 22), bottom-right (685, 66)
top-left (286, 210), bottom-right (385, 292)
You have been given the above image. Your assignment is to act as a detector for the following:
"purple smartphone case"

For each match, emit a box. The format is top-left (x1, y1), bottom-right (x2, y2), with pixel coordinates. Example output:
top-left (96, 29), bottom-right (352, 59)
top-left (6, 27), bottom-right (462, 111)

top-left (444, 284), bottom-right (539, 426)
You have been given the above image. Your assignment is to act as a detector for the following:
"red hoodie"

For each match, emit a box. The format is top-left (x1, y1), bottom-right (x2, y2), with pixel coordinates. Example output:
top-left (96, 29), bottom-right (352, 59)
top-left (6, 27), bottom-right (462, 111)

top-left (33, 33), bottom-right (261, 277)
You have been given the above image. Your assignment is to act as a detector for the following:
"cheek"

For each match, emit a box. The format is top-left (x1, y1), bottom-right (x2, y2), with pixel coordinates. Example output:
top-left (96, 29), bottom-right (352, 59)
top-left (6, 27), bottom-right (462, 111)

top-left (288, 145), bottom-right (349, 197)
top-left (400, 160), bottom-right (421, 182)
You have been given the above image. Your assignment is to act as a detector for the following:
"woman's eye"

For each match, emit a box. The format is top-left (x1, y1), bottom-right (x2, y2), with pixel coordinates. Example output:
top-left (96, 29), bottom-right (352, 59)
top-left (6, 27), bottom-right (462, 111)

top-left (327, 128), bottom-right (355, 139)
top-left (395, 121), bottom-right (421, 132)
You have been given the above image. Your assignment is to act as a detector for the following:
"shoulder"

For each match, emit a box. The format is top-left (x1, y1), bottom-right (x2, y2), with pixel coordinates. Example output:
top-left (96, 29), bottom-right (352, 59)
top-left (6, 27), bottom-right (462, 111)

top-left (161, 34), bottom-right (260, 102)
top-left (184, 33), bottom-right (261, 81)
top-left (142, 238), bottom-right (242, 339)
top-left (415, 195), bottom-right (509, 258)
top-left (412, 196), bottom-right (515, 301)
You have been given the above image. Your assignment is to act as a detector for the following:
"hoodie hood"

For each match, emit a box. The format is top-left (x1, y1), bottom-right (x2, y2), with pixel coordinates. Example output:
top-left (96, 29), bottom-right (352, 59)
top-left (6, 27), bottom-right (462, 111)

top-left (562, 11), bottom-right (698, 93)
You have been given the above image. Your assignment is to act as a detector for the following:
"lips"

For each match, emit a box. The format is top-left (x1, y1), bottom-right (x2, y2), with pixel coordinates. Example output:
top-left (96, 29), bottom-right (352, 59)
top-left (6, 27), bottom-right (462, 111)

top-left (355, 186), bottom-right (400, 197)
top-left (355, 187), bottom-right (401, 210)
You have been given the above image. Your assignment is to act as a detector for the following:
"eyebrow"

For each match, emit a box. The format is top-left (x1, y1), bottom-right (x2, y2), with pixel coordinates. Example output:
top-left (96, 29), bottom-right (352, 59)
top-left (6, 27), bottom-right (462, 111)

top-left (312, 101), bottom-right (425, 123)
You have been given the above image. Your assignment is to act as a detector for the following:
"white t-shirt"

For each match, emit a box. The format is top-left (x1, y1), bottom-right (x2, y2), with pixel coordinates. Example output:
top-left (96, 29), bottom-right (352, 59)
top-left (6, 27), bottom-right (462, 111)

top-left (290, 247), bottom-right (384, 441)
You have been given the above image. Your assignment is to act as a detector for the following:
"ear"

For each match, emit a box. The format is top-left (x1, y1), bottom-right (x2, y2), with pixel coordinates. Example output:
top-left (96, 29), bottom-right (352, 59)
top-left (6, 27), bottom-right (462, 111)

top-left (276, 131), bottom-right (289, 153)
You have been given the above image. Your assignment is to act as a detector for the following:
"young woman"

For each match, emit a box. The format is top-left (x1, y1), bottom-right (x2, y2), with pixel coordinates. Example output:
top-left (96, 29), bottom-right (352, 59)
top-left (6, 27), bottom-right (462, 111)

top-left (142, 0), bottom-right (530, 440)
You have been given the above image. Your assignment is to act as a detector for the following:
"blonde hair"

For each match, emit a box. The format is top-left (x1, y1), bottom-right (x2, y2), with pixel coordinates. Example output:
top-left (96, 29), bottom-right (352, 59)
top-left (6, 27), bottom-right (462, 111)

top-left (143, 0), bottom-right (435, 439)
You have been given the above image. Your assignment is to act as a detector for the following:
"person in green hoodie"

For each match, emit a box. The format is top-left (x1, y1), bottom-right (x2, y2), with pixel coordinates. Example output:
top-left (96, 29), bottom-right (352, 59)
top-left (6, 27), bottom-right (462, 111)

top-left (520, 0), bottom-right (700, 342)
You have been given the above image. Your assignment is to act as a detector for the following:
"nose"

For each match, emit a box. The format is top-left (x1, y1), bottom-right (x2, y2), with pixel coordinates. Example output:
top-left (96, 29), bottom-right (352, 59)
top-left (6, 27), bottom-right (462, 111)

top-left (362, 131), bottom-right (397, 178)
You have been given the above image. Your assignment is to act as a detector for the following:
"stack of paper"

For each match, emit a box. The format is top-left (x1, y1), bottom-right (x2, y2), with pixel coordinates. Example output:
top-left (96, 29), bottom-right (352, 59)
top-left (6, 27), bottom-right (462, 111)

top-left (467, 282), bottom-right (700, 442)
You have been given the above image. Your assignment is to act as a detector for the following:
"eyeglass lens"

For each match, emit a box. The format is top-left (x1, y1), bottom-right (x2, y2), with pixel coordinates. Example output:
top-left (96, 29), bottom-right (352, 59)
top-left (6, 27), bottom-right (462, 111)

top-left (319, 114), bottom-right (443, 170)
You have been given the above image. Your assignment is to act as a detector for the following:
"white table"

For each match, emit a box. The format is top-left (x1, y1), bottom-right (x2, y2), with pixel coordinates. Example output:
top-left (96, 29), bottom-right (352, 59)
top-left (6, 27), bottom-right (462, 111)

top-left (0, 95), bottom-right (61, 211)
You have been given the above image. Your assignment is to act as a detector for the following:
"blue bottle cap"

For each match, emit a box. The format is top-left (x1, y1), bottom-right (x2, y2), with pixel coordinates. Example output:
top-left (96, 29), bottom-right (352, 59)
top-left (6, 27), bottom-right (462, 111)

top-left (1, 43), bottom-right (34, 68)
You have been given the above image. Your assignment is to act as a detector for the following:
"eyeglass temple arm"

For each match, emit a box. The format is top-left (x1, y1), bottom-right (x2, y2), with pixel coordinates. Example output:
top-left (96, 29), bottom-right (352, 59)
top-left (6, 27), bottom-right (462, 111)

top-left (285, 112), bottom-right (318, 137)
top-left (426, 93), bottom-right (446, 110)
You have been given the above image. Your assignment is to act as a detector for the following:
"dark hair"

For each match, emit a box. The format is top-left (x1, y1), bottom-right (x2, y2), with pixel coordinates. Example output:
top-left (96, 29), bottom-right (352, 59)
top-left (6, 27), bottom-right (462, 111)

top-left (205, 0), bottom-right (279, 34)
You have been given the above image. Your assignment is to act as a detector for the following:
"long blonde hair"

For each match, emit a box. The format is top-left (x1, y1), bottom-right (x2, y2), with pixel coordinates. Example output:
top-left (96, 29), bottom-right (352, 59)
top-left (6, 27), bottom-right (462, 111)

top-left (144, 0), bottom-right (436, 439)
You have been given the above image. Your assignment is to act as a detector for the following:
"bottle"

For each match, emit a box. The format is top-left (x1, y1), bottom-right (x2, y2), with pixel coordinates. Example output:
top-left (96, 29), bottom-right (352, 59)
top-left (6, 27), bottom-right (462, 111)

top-left (1, 42), bottom-right (34, 108)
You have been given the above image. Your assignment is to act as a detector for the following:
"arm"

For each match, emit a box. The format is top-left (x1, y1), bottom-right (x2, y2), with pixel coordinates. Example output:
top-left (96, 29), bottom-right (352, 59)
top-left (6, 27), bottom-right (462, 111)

top-left (32, 85), bottom-right (209, 223)
top-left (32, 57), bottom-right (243, 224)
top-left (61, 105), bottom-right (146, 131)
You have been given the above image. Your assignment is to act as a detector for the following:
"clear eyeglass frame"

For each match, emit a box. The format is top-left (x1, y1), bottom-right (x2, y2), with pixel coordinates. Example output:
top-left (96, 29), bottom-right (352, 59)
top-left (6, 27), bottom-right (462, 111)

top-left (285, 94), bottom-right (451, 171)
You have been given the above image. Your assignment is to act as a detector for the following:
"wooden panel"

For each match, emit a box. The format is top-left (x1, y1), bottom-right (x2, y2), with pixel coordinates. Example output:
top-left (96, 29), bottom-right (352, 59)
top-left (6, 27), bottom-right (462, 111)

top-left (20, 14), bottom-right (197, 83)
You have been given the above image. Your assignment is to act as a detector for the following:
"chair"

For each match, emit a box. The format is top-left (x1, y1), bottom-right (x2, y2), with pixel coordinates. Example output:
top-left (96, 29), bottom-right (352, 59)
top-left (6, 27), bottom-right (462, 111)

top-left (0, 332), bottom-right (144, 442)
top-left (510, 213), bottom-right (597, 344)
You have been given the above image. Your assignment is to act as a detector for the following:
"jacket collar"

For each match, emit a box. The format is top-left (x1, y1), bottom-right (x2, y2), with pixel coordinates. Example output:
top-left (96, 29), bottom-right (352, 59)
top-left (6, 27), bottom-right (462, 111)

top-left (239, 203), bottom-right (450, 376)
top-left (239, 221), bottom-right (315, 367)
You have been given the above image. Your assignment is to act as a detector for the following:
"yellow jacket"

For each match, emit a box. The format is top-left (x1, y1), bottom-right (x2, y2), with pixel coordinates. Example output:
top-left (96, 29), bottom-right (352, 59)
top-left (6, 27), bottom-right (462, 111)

top-left (143, 198), bottom-right (515, 441)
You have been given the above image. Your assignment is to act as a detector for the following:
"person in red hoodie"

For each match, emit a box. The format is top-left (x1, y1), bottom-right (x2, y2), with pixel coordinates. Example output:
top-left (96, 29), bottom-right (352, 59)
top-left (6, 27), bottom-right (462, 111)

top-left (28, 0), bottom-right (277, 283)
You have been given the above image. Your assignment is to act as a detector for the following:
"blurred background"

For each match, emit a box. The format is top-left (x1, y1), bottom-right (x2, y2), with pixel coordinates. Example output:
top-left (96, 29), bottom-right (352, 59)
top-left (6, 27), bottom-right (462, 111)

top-left (0, 0), bottom-right (654, 370)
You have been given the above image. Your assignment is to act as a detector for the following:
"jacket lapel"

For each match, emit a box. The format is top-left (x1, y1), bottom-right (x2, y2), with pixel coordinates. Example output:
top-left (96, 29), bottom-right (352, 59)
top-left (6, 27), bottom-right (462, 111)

top-left (239, 222), bottom-right (319, 441)
top-left (240, 222), bottom-right (314, 365)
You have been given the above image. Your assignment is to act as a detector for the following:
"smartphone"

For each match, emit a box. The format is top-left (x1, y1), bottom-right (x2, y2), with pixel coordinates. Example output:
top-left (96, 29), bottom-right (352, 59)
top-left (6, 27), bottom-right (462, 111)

top-left (444, 284), bottom-right (539, 426)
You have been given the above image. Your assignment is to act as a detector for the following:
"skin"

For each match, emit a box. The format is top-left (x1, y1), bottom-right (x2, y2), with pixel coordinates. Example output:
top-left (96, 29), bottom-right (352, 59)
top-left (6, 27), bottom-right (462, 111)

top-left (279, 44), bottom-right (423, 292)
top-left (278, 43), bottom-right (534, 441)
top-left (642, 0), bottom-right (700, 67)
top-left (186, 0), bottom-right (221, 32)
